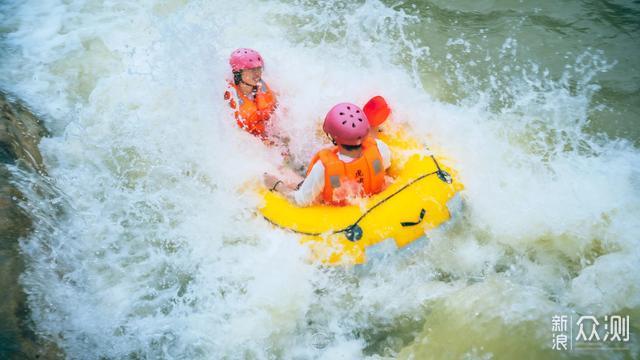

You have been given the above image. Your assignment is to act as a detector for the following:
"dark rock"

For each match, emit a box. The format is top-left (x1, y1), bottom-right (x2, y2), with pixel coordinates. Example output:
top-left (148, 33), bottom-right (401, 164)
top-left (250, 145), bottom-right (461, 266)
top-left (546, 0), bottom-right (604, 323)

top-left (0, 91), bottom-right (62, 359)
top-left (0, 92), bottom-right (48, 173)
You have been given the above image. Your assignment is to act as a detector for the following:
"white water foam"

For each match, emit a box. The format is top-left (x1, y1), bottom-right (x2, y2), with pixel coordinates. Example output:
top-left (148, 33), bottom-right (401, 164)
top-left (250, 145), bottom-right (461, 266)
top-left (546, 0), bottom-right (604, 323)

top-left (2, 0), bottom-right (638, 358)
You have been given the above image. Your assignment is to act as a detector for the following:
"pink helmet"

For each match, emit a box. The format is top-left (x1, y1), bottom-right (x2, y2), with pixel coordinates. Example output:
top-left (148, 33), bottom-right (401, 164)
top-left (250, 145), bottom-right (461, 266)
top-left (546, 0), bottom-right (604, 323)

top-left (229, 48), bottom-right (264, 72)
top-left (323, 103), bottom-right (370, 146)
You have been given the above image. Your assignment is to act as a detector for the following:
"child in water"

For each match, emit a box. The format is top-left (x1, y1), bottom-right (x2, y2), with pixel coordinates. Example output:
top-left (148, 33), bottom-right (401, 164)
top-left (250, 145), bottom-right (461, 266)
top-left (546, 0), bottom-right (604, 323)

top-left (224, 48), bottom-right (278, 141)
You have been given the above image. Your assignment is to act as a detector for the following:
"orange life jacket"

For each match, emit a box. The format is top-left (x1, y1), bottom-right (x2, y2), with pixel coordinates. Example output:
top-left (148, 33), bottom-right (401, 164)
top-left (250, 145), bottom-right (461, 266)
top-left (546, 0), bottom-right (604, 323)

top-left (224, 80), bottom-right (277, 137)
top-left (307, 137), bottom-right (386, 205)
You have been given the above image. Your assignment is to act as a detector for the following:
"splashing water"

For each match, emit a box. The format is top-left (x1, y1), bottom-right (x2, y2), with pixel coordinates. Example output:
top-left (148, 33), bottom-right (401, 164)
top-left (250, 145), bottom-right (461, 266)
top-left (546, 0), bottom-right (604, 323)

top-left (1, 0), bottom-right (639, 358)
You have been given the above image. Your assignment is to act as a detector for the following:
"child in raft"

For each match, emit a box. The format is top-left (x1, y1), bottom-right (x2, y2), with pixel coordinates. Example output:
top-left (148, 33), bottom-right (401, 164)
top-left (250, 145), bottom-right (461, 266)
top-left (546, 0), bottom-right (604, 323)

top-left (264, 101), bottom-right (393, 206)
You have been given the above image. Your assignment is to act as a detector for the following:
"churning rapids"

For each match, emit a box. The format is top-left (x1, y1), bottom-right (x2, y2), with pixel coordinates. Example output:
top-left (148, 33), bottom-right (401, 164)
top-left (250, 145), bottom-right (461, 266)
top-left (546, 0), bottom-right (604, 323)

top-left (1, 0), bottom-right (638, 358)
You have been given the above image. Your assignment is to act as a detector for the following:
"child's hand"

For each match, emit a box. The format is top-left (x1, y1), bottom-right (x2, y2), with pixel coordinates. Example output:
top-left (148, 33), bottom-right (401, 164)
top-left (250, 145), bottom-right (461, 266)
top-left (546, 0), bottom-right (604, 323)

top-left (263, 173), bottom-right (281, 190)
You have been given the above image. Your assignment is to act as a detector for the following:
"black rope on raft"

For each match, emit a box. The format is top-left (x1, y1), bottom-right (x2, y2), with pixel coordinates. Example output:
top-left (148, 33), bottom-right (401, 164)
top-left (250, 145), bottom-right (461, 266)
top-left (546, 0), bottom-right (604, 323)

top-left (262, 216), bottom-right (323, 236)
top-left (334, 170), bottom-right (438, 234)
top-left (263, 154), bottom-right (453, 239)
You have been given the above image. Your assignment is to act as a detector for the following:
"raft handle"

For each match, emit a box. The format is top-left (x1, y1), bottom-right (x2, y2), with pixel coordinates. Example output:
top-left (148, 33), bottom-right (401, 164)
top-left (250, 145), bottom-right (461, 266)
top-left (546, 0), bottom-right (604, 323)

top-left (401, 208), bottom-right (426, 227)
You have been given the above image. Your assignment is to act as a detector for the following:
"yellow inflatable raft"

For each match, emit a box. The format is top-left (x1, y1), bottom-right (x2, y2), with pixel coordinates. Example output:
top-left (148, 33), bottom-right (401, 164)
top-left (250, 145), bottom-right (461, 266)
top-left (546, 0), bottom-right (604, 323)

top-left (259, 125), bottom-right (463, 265)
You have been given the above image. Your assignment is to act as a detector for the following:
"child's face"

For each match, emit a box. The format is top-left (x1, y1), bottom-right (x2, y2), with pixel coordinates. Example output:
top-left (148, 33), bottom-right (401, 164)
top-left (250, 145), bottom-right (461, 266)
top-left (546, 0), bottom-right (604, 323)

top-left (241, 67), bottom-right (263, 86)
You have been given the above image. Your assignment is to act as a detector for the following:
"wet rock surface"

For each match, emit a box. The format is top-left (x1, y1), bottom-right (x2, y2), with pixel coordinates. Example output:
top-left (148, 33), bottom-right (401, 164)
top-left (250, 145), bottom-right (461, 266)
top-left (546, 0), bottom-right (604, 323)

top-left (0, 91), bottom-right (61, 359)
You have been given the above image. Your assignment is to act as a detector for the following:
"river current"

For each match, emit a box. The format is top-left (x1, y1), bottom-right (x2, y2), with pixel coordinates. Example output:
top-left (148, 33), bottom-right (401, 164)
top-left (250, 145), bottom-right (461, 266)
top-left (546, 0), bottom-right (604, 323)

top-left (1, 0), bottom-right (638, 358)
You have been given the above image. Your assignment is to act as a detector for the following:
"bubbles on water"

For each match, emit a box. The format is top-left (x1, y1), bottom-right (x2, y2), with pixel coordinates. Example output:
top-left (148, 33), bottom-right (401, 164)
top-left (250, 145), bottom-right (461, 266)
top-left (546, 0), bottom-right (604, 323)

top-left (1, 0), bottom-right (639, 358)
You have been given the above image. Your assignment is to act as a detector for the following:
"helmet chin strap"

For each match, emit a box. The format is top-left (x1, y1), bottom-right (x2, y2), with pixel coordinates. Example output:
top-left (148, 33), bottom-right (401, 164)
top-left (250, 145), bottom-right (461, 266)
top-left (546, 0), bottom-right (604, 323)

top-left (240, 78), bottom-right (259, 88)
top-left (326, 133), bottom-right (337, 146)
